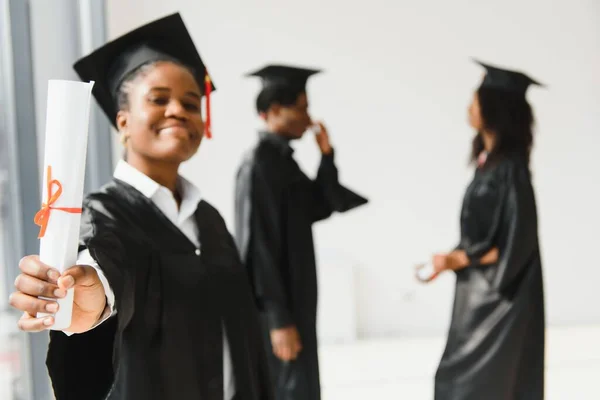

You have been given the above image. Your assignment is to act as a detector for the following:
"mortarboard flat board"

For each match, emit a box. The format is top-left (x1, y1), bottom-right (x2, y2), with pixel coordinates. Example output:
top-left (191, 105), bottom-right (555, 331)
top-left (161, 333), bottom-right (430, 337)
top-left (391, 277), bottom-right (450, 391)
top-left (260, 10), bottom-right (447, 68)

top-left (73, 12), bottom-right (216, 136)
top-left (474, 58), bottom-right (544, 96)
top-left (246, 65), bottom-right (322, 92)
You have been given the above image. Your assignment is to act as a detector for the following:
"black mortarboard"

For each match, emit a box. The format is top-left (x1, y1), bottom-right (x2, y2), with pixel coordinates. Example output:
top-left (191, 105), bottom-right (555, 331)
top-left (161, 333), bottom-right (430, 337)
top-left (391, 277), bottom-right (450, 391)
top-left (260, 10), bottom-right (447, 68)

top-left (73, 12), bottom-right (216, 137)
top-left (246, 65), bottom-right (321, 92)
top-left (474, 59), bottom-right (543, 96)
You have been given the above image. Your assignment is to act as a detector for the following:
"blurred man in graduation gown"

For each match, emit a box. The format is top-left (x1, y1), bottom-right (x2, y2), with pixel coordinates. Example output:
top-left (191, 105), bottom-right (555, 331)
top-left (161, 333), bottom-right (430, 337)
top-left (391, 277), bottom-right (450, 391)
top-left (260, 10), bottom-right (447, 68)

top-left (8, 13), bottom-right (272, 400)
top-left (424, 60), bottom-right (546, 400)
top-left (234, 65), bottom-right (368, 400)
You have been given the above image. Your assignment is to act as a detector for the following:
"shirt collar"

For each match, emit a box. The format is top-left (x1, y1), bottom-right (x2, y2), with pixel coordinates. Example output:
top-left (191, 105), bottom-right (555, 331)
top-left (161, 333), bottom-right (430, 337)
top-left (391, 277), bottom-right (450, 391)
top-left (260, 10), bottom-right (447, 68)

top-left (113, 160), bottom-right (202, 206)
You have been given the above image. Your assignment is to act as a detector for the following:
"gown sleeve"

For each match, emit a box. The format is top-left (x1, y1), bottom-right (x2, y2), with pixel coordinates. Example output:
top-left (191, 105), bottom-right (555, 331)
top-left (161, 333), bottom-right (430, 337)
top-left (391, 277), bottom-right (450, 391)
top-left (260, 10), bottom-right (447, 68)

top-left (250, 162), bottom-right (295, 330)
top-left (311, 150), bottom-right (368, 222)
top-left (462, 161), bottom-right (539, 292)
top-left (461, 185), bottom-right (506, 263)
top-left (46, 199), bottom-right (135, 400)
top-left (492, 164), bottom-right (539, 292)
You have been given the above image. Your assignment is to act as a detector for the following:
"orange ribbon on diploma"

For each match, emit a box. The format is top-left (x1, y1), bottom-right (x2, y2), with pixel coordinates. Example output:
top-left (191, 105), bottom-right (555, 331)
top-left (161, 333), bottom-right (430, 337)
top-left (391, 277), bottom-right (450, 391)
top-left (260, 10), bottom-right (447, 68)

top-left (34, 166), bottom-right (83, 239)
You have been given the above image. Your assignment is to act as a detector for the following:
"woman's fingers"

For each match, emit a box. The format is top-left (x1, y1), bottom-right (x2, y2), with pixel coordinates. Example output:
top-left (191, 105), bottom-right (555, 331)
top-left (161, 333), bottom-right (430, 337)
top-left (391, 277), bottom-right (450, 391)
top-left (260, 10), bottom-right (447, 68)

top-left (9, 292), bottom-right (59, 315)
top-left (16, 312), bottom-right (54, 332)
top-left (19, 255), bottom-right (60, 283)
top-left (14, 274), bottom-right (62, 298)
top-left (58, 265), bottom-right (99, 290)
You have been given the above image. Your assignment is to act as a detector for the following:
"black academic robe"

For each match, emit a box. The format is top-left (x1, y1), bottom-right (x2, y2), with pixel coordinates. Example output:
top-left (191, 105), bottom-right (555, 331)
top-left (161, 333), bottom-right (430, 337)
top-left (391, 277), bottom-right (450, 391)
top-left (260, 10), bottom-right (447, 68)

top-left (435, 154), bottom-right (545, 400)
top-left (45, 179), bottom-right (274, 400)
top-left (234, 133), bottom-right (368, 400)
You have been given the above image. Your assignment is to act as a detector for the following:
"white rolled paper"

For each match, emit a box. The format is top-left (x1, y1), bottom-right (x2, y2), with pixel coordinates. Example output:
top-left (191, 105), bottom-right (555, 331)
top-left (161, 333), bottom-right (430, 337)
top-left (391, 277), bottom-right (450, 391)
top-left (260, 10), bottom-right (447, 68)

top-left (36, 80), bottom-right (94, 331)
top-left (416, 261), bottom-right (437, 282)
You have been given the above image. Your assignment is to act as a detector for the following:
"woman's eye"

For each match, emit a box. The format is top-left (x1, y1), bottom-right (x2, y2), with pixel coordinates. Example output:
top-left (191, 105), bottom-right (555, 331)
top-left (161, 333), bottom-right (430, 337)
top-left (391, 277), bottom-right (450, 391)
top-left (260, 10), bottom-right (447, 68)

top-left (149, 97), bottom-right (169, 106)
top-left (184, 103), bottom-right (200, 112)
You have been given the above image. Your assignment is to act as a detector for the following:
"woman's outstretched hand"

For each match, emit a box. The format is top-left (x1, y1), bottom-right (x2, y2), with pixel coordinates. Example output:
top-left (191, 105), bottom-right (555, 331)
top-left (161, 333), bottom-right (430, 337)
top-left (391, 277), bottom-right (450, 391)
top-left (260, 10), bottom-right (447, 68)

top-left (9, 255), bottom-right (106, 333)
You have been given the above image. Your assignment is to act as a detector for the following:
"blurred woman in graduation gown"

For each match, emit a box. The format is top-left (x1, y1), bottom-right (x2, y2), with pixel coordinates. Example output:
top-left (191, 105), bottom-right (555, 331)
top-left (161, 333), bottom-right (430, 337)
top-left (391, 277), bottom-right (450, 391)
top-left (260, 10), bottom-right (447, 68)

top-left (424, 60), bottom-right (546, 400)
top-left (8, 13), bottom-right (273, 400)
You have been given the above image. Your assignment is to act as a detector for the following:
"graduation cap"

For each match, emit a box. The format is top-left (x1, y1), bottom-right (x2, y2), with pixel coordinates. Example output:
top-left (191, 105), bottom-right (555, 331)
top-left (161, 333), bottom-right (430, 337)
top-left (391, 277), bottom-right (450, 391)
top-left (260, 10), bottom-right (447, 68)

top-left (246, 65), bottom-right (322, 92)
top-left (474, 59), bottom-right (543, 96)
top-left (73, 12), bottom-right (216, 138)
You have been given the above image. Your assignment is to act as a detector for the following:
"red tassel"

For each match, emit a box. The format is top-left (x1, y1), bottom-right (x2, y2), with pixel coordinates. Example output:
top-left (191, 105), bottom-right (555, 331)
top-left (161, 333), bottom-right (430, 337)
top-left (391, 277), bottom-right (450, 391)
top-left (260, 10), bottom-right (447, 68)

top-left (204, 72), bottom-right (212, 139)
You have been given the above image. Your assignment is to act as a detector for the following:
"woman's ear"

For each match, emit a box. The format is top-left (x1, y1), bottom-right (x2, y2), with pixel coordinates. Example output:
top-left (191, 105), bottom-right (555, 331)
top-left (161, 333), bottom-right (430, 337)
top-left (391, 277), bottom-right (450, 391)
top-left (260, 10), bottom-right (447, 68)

top-left (116, 111), bottom-right (130, 147)
top-left (116, 110), bottom-right (128, 132)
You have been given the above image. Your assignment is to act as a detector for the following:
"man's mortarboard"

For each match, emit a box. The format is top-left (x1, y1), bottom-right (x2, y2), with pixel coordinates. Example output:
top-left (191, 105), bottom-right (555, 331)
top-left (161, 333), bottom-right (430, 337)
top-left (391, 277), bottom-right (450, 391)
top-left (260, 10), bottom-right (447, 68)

top-left (73, 12), bottom-right (216, 138)
top-left (246, 65), bottom-right (321, 92)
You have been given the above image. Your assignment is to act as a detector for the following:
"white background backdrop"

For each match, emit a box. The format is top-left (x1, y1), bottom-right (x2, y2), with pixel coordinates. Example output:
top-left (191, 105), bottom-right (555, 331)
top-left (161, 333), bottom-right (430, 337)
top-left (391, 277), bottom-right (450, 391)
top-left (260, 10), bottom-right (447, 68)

top-left (91, 0), bottom-right (599, 338)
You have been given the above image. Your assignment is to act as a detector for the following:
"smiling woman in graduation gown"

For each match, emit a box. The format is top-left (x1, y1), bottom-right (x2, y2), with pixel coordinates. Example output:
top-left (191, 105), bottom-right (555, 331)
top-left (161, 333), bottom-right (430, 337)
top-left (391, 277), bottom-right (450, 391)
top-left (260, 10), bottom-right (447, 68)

top-left (8, 13), bottom-right (272, 400)
top-left (50, 176), bottom-right (270, 400)
top-left (234, 65), bottom-right (368, 400)
top-left (427, 61), bottom-right (546, 400)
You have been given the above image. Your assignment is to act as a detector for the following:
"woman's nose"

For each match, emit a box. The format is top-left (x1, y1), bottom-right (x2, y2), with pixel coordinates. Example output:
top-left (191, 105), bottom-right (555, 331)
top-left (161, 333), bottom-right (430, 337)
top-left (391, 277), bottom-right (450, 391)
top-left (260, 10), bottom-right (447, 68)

top-left (165, 100), bottom-right (187, 119)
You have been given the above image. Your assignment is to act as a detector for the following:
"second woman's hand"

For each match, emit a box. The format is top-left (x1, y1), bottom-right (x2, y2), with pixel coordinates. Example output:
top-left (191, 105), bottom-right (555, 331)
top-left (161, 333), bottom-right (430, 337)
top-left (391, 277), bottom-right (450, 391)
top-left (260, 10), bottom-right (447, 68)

top-left (432, 253), bottom-right (451, 274)
top-left (432, 251), bottom-right (471, 273)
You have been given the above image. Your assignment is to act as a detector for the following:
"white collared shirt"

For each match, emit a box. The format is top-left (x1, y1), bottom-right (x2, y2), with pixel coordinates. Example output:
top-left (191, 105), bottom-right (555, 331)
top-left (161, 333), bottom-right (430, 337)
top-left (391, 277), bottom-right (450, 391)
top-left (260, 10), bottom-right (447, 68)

top-left (75, 160), bottom-right (236, 399)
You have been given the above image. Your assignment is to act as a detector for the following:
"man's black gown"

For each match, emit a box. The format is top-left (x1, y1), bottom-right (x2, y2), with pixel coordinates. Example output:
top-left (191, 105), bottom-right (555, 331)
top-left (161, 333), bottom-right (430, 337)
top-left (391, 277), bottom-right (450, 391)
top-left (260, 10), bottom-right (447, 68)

top-left (435, 154), bottom-right (545, 400)
top-left (234, 133), bottom-right (368, 400)
top-left (45, 179), bottom-right (273, 400)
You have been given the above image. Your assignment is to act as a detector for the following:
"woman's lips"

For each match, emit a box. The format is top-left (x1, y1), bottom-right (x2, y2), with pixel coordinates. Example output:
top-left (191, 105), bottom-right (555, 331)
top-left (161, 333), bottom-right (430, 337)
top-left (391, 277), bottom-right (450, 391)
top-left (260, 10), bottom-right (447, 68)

top-left (159, 125), bottom-right (195, 139)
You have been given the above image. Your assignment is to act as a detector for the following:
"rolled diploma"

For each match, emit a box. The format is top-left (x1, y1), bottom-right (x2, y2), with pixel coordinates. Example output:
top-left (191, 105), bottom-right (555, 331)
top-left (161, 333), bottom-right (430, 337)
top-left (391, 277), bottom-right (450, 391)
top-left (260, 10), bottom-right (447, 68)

top-left (36, 80), bottom-right (94, 331)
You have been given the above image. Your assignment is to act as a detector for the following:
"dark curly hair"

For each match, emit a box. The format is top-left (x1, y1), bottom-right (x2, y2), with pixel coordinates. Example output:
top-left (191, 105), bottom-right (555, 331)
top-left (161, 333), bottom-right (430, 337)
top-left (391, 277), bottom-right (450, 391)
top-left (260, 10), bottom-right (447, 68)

top-left (471, 87), bottom-right (535, 167)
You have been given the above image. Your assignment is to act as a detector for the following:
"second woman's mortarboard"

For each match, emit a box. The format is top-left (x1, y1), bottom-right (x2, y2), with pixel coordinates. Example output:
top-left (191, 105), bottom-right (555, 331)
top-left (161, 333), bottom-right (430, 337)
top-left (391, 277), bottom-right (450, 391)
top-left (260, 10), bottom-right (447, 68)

top-left (474, 59), bottom-right (543, 96)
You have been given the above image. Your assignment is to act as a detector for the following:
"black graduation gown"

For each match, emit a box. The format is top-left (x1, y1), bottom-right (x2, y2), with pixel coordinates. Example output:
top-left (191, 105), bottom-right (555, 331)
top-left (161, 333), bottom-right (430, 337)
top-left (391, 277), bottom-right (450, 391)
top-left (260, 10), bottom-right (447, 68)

top-left (234, 133), bottom-right (368, 400)
top-left (435, 154), bottom-right (545, 400)
top-left (45, 179), bottom-right (274, 400)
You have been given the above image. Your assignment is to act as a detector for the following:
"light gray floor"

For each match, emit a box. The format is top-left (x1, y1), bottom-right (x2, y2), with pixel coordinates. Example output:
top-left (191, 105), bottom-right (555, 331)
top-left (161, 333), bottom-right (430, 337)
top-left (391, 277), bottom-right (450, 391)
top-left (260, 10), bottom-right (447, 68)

top-left (320, 325), bottom-right (600, 400)
top-left (1, 324), bottom-right (599, 399)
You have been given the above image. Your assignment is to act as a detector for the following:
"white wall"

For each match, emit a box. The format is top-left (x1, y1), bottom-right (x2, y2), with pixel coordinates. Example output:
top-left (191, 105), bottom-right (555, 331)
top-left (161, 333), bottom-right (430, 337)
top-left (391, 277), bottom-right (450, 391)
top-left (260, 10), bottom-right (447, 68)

top-left (106, 0), bottom-right (600, 338)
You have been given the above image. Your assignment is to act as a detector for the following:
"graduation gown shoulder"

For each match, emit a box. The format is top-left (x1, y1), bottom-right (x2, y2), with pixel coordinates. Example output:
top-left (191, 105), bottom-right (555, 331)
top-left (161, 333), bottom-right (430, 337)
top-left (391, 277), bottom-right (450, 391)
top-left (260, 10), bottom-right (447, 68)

top-left (46, 179), bottom-right (273, 400)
